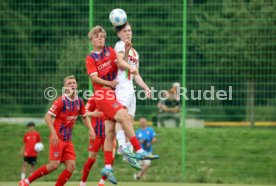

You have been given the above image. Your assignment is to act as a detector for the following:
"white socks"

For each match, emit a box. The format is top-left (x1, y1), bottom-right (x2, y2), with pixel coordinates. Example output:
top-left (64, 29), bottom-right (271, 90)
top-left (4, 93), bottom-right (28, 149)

top-left (136, 149), bottom-right (144, 153)
top-left (116, 130), bottom-right (126, 147)
top-left (21, 173), bottom-right (26, 180)
top-left (99, 179), bottom-right (105, 184)
top-left (105, 164), bottom-right (112, 169)
top-left (79, 181), bottom-right (86, 186)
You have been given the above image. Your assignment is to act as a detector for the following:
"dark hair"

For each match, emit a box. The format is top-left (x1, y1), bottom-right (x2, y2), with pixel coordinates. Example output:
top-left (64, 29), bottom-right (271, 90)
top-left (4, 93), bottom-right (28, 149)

top-left (27, 121), bottom-right (35, 127)
top-left (114, 22), bottom-right (130, 34)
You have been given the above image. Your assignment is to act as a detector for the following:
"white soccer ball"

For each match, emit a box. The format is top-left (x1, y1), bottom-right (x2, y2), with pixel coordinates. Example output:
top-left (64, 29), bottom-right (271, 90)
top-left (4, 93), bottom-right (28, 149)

top-left (34, 142), bottom-right (44, 152)
top-left (109, 8), bottom-right (127, 26)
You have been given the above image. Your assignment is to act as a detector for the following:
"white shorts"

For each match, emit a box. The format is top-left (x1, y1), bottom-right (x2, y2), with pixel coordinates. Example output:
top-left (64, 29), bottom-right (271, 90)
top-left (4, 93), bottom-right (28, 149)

top-left (115, 89), bottom-right (136, 117)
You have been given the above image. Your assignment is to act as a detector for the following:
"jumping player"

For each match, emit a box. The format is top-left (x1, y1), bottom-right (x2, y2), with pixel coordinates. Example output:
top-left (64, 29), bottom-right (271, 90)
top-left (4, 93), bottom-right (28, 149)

top-left (113, 22), bottom-right (151, 164)
top-left (85, 26), bottom-right (159, 185)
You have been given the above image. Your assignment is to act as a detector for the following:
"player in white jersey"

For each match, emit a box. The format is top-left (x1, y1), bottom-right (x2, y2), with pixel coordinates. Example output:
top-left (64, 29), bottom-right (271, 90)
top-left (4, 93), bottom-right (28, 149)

top-left (114, 22), bottom-right (151, 165)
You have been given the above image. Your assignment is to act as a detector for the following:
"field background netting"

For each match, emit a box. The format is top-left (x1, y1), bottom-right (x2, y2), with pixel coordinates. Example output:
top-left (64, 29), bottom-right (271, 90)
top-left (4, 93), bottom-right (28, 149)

top-left (0, 0), bottom-right (276, 184)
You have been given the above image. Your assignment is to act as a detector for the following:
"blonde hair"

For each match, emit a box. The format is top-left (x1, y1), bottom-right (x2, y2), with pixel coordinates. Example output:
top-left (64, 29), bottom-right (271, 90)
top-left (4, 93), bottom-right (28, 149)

top-left (63, 75), bottom-right (76, 85)
top-left (88, 26), bottom-right (106, 40)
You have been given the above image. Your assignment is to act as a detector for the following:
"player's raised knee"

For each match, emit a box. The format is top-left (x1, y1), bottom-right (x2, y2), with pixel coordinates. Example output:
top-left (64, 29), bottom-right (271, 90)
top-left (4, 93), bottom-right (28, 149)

top-left (114, 108), bottom-right (130, 123)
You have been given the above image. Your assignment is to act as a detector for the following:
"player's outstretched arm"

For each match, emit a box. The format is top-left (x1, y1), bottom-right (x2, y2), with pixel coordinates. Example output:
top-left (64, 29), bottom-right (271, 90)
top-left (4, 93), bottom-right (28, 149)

top-left (134, 74), bottom-right (151, 98)
top-left (82, 115), bottom-right (96, 140)
top-left (44, 113), bottom-right (59, 147)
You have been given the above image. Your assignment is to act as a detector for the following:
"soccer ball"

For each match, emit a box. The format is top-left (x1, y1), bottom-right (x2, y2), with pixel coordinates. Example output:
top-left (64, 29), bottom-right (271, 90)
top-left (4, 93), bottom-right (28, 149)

top-left (109, 8), bottom-right (127, 26)
top-left (34, 142), bottom-right (44, 152)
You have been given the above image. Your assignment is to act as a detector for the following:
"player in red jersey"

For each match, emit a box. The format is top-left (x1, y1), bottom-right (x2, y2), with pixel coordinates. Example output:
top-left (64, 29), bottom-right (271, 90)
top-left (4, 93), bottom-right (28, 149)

top-left (79, 95), bottom-right (116, 186)
top-left (20, 122), bottom-right (41, 180)
top-left (19, 75), bottom-right (96, 186)
top-left (85, 26), bottom-right (159, 185)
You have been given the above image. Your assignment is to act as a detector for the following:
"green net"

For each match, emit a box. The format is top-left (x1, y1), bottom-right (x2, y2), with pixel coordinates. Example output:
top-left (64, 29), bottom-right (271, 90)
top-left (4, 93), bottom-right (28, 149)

top-left (0, 0), bottom-right (89, 117)
top-left (185, 0), bottom-right (276, 184)
top-left (187, 0), bottom-right (276, 124)
top-left (0, 0), bottom-right (182, 120)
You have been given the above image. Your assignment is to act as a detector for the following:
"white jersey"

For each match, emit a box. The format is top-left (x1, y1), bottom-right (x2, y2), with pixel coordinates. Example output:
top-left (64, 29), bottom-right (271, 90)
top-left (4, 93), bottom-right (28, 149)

top-left (114, 41), bottom-right (139, 93)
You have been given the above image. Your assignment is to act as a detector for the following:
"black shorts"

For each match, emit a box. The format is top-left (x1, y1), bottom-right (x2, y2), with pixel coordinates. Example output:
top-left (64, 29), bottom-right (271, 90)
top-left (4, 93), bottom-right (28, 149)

top-left (24, 157), bottom-right (37, 166)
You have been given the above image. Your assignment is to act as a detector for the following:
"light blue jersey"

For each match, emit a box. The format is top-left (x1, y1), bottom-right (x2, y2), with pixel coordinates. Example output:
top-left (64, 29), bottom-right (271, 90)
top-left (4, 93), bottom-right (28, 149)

top-left (136, 127), bottom-right (156, 152)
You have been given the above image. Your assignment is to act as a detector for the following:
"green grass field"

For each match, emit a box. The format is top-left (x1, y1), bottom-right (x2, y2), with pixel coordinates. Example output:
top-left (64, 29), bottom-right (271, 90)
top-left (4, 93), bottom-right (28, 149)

top-left (0, 182), bottom-right (273, 186)
top-left (0, 124), bottom-right (275, 184)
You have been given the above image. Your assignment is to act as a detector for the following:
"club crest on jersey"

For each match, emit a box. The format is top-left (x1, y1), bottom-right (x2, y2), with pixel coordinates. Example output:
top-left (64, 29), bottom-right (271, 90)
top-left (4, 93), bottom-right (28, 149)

top-left (112, 102), bottom-right (119, 108)
top-left (105, 50), bottom-right (110, 57)
top-left (54, 152), bottom-right (59, 157)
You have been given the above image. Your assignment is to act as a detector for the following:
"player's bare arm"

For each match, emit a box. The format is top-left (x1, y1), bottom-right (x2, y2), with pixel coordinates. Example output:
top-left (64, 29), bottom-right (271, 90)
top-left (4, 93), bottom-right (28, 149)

top-left (134, 74), bottom-right (151, 98)
top-left (86, 110), bottom-right (102, 117)
top-left (81, 115), bottom-right (96, 140)
top-left (151, 137), bottom-right (157, 144)
top-left (20, 144), bottom-right (25, 157)
top-left (90, 73), bottom-right (118, 89)
top-left (44, 113), bottom-right (59, 147)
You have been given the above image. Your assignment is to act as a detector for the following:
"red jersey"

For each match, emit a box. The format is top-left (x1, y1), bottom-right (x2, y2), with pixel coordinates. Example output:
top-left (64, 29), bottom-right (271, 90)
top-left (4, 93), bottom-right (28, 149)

top-left (48, 95), bottom-right (86, 141)
top-left (86, 96), bottom-right (105, 138)
top-left (23, 131), bottom-right (41, 157)
top-left (85, 46), bottom-right (118, 90)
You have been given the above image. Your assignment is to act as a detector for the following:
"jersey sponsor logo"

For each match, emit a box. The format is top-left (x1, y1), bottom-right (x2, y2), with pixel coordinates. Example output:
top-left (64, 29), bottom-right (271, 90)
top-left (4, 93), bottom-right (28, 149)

top-left (66, 116), bottom-right (78, 121)
top-left (128, 55), bottom-right (138, 64)
top-left (97, 60), bottom-right (112, 71)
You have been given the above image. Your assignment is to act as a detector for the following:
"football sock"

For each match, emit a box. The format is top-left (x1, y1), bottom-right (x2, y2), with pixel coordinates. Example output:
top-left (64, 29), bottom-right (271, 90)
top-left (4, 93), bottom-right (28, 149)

top-left (81, 158), bottom-right (96, 182)
top-left (129, 136), bottom-right (142, 152)
top-left (55, 169), bottom-right (72, 186)
top-left (21, 172), bottom-right (26, 180)
top-left (116, 130), bottom-right (126, 148)
top-left (104, 151), bottom-right (113, 167)
top-left (28, 165), bottom-right (49, 183)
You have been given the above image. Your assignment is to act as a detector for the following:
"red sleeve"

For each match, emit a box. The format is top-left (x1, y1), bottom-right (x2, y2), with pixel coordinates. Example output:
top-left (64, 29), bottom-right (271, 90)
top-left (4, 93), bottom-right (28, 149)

top-left (109, 47), bottom-right (117, 60)
top-left (86, 97), bottom-right (96, 112)
top-left (80, 99), bottom-right (87, 116)
top-left (37, 133), bottom-right (41, 142)
top-left (85, 55), bottom-right (97, 76)
top-left (109, 47), bottom-right (115, 55)
top-left (23, 134), bottom-right (26, 143)
top-left (48, 98), bottom-right (63, 116)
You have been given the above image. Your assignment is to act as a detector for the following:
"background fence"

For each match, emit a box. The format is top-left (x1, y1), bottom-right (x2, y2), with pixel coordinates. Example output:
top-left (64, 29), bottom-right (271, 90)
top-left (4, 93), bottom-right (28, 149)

top-left (0, 0), bottom-right (276, 184)
top-left (1, 0), bottom-right (276, 123)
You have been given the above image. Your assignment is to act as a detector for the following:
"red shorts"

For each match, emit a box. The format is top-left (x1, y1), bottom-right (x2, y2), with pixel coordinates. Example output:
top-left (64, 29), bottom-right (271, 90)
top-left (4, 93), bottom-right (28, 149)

top-left (95, 88), bottom-right (124, 120)
top-left (49, 140), bottom-right (76, 162)
top-left (88, 136), bottom-right (117, 152)
top-left (88, 136), bottom-right (105, 152)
